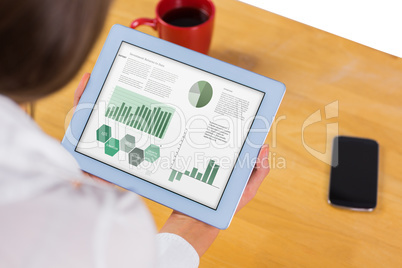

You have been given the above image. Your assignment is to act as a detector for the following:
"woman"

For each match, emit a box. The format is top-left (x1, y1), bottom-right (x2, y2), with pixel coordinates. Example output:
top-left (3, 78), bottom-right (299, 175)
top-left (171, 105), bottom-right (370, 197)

top-left (0, 0), bottom-right (270, 267)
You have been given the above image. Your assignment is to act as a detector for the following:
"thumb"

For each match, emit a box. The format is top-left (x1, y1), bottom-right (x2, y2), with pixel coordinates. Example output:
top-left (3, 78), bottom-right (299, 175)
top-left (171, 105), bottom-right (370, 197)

top-left (73, 73), bottom-right (91, 107)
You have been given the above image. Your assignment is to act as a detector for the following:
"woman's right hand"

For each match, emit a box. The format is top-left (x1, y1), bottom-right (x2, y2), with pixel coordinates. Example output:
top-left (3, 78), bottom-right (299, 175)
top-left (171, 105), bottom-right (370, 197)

top-left (160, 144), bottom-right (270, 257)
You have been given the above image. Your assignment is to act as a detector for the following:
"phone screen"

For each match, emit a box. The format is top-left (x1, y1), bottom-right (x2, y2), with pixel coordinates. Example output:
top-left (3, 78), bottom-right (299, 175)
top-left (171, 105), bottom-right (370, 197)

top-left (329, 136), bottom-right (379, 210)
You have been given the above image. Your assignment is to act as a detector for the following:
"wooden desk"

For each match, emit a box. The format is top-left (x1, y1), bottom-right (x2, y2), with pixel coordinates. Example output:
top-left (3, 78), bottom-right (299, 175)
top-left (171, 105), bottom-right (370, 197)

top-left (35, 0), bottom-right (402, 266)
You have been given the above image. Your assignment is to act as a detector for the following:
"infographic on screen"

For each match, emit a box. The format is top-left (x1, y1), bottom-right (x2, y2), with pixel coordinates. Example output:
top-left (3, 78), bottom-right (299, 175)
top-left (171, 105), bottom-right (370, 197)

top-left (76, 42), bottom-right (264, 209)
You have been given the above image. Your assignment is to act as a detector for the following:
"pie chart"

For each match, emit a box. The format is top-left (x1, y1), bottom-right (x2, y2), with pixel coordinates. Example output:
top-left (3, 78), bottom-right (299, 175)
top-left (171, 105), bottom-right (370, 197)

top-left (188, 81), bottom-right (213, 108)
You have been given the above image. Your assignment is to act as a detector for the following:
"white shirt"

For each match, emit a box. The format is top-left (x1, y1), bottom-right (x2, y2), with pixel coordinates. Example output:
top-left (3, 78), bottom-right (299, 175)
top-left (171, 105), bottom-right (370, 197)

top-left (0, 95), bottom-right (199, 268)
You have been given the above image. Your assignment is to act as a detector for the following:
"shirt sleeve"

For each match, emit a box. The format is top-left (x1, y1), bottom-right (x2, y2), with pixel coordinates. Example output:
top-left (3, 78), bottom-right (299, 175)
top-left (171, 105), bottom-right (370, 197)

top-left (156, 233), bottom-right (200, 268)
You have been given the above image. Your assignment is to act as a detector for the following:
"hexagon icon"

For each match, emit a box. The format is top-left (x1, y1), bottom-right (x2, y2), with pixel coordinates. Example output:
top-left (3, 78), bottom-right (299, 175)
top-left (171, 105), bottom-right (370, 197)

top-left (144, 144), bottom-right (160, 163)
top-left (105, 138), bottom-right (119, 156)
top-left (129, 148), bottom-right (144, 167)
top-left (96, 124), bottom-right (111, 143)
top-left (120, 134), bottom-right (136, 153)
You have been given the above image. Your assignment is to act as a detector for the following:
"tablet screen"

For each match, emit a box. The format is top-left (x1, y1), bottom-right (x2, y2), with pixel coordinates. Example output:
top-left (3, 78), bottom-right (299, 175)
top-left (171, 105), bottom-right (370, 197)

top-left (76, 42), bottom-right (264, 209)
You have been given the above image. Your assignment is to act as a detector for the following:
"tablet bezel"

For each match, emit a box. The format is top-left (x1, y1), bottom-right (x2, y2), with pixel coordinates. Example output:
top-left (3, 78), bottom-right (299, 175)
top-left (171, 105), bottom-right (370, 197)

top-left (62, 24), bottom-right (285, 229)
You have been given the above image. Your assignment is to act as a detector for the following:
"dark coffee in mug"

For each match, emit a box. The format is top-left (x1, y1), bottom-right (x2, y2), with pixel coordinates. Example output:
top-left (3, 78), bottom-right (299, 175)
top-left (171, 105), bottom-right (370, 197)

top-left (130, 0), bottom-right (215, 54)
top-left (162, 7), bottom-right (209, 27)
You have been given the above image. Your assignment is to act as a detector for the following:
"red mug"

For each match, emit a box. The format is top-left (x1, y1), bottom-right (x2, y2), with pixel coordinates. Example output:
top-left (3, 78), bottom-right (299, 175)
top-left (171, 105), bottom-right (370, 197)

top-left (130, 0), bottom-right (215, 54)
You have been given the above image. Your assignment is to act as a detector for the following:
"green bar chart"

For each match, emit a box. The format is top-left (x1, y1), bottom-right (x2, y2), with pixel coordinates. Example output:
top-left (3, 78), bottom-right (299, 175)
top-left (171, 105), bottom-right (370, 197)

top-left (105, 86), bottom-right (175, 139)
top-left (169, 159), bottom-right (220, 186)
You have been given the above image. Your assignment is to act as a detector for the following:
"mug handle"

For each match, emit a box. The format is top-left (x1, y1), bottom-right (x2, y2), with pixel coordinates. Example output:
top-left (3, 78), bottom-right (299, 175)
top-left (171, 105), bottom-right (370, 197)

top-left (130, 18), bottom-right (157, 30)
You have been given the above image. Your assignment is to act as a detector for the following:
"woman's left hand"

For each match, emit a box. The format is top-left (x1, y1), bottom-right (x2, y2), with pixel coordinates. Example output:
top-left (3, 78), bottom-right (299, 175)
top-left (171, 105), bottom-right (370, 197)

top-left (72, 73), bottom-right (112, 186)
top-left (74, 72), bottom-right (91, 106)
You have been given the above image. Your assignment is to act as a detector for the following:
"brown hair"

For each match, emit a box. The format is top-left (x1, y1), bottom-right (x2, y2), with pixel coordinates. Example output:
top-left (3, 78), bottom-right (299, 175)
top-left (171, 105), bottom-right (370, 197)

top-left (0, 0), bottom-right (112, 103)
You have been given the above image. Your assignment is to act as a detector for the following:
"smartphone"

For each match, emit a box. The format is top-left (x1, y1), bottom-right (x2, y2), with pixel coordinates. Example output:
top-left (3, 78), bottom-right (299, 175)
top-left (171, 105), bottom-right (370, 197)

top-left (328, 136), bottom-right (379, 211)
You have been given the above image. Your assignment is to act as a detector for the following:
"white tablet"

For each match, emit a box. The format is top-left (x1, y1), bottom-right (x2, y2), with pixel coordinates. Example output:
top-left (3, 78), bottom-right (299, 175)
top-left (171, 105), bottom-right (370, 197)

top-left (62, 24), bottom-right (285, 229)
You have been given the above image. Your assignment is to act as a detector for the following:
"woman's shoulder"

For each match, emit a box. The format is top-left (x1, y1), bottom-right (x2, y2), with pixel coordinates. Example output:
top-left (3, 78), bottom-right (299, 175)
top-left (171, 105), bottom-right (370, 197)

top-left (0, 95), bottom-right (84, 200)
top-left (0, 95), bottom-right (82, 178)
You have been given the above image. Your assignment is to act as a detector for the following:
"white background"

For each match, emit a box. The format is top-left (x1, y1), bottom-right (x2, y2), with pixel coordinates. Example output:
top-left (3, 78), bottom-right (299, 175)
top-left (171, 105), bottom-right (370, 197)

top-left (239, 0), bottom-right (402, 58)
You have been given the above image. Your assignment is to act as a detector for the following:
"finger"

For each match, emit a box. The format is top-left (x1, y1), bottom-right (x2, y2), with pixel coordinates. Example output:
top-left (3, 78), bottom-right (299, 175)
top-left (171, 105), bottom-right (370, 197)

top-left (235, 145), bottom-right (270, 212)
top-left (248, 144), bottom-right (270, 188)
top-left (73, 73), bottom-right (91, 106)
top-left (254, 144), bottom-right (270, 174)
top-left (255, 144), bottom-right (269, 170)
top-left (83, 171), bottom-right (113, 185)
